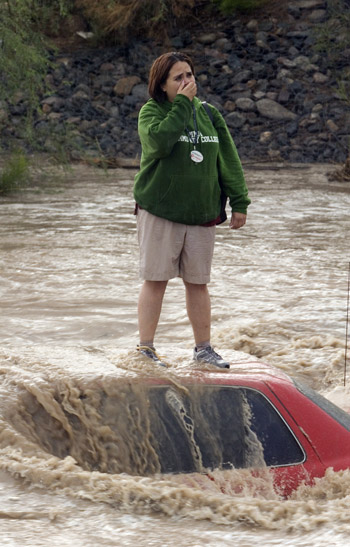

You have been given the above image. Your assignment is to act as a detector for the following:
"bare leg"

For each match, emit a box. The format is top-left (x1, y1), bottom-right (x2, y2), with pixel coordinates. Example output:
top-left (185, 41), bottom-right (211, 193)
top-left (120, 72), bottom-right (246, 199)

top-left (184, 281), bottom-right (211, 346)
top-left (138, 280), bottom-right (168, 343)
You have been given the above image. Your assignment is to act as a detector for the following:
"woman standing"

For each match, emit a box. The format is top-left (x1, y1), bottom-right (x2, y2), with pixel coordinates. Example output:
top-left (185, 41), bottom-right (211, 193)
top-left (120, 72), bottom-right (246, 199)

top-left (134, 51), bottom-right (250, 368)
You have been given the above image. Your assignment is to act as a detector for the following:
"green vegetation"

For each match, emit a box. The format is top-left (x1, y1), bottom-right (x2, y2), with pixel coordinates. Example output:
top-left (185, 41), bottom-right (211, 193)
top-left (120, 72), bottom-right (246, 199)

top-left (74, 0), bottom-right (196, 43)
top-left (313, 0), bottom-right (350, 59)
top-left (313, 0), bottom-right (350, 98)
top-left (74, 0), bottom-right (269, 41)
top-left (215, 0), bottom-right (269, 13)
top-left (0, 1), bottom-right (54, 120)
top-left (0, 152), bottom-right (30, 195)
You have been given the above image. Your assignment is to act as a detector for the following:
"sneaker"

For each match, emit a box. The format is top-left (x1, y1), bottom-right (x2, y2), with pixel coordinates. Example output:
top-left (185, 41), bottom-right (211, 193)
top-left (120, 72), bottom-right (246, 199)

top-left (136, 345), bottom-right (167, 367)
top-left (193, 345), bottom-right (230, 369)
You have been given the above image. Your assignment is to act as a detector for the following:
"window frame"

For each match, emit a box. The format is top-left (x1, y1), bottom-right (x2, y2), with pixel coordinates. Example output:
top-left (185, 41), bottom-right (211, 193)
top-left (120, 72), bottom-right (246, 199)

top-left (293, 379), bottom-right (350, 432)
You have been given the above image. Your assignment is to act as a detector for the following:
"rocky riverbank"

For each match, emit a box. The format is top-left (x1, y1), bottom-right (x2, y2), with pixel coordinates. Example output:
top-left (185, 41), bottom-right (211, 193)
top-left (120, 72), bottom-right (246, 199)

top-left (2, 0), bottom-right (349, 164)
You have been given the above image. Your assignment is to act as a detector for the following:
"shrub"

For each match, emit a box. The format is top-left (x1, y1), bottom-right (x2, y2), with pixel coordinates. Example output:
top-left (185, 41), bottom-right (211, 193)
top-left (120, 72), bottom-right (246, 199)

top-left (75, 0), bottom-right (196, 42)
top-left (0, 1), bottom-right (55, 122)
top-left (0, 152), bottom-right (30, 194)
top-left (312, 1), bottom-right (350, 109)
top-left (313, 0), bottom-right (350, 64)
top-left (72, 0), bottom-right (272, 42)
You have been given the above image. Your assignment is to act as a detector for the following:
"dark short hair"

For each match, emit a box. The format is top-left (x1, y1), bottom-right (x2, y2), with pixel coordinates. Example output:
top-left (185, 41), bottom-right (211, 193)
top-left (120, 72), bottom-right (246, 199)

top-left (148, 52), bottom-right (195, 102)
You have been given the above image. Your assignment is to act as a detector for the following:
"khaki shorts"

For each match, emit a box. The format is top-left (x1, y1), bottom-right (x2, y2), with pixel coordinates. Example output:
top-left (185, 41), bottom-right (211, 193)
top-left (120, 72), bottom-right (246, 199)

top-left (137, 208), bottom-right (216, 283)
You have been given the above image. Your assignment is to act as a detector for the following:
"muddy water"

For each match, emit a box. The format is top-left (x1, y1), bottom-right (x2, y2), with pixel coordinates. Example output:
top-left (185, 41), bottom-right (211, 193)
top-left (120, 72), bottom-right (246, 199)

top-left (0, 163), bottom-right (350, 546)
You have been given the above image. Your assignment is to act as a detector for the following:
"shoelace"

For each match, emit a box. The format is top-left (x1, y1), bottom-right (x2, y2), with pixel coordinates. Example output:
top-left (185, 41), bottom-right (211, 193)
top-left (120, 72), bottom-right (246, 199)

top-left (196, 346), bottom-right (229, 367)
top-left (136, 345), bottom-right (169, 368)
top-left (197, 346), bottom-right (221, 358)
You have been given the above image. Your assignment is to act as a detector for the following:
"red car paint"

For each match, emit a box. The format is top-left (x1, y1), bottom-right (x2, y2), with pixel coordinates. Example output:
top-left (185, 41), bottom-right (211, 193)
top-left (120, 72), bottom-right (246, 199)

top-left (148, 361), bottom-right (350, 497)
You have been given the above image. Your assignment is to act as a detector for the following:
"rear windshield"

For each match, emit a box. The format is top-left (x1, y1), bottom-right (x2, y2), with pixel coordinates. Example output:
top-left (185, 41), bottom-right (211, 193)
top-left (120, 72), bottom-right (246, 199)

top-left (293, 380), bottom-right (350, 432)
top-left (148, 385), bottom-right (304, 473)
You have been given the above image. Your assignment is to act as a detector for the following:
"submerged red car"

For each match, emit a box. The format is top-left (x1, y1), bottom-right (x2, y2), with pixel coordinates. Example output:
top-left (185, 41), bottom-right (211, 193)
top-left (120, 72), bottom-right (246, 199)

top-left (133, 361), bottom-right (350, 497)
top-left (27, 360), bottom-right (350, 498)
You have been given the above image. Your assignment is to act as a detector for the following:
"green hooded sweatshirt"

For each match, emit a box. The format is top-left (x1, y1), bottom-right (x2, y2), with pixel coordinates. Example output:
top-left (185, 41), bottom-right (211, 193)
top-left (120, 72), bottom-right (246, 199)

top-left (134, 94), bottom-right (250, 225)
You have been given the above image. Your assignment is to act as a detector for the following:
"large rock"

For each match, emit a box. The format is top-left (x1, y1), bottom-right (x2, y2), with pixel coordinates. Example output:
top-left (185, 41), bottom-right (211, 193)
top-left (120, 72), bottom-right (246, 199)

top-left (197, 33), bottom-right (217, 45)
top-left (131, 84), bottom-right (149, 102)
top-left (235, 97), bottom-right (256, 111)
top-left (41, 95), bottom-right (66, 111)
top-left (256, 99), bottom-right (297, 120)
top-left (226, 111), bottom-right (246, 128)
top-left (113, 76), bottom-right (141, 97)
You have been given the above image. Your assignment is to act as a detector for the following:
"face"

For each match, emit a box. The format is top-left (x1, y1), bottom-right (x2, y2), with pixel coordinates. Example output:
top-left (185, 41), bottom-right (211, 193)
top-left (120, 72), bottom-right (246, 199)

top-left (161, 61), bottom-right (195, 102)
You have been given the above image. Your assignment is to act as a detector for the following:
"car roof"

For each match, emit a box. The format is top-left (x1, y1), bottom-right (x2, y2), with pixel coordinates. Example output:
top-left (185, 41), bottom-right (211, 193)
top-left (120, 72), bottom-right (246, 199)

top-left (130, 360), bottom-right (294, 391)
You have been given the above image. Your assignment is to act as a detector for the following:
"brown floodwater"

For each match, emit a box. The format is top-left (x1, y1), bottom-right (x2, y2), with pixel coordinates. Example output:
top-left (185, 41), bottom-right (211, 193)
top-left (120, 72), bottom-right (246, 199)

top-left (0, 162), bottom-right (349, 546)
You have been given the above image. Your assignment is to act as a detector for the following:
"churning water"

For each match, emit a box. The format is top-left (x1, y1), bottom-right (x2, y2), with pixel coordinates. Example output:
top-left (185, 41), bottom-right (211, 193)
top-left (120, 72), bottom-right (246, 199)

top-left (0, 162), bottom-right (350, 546)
